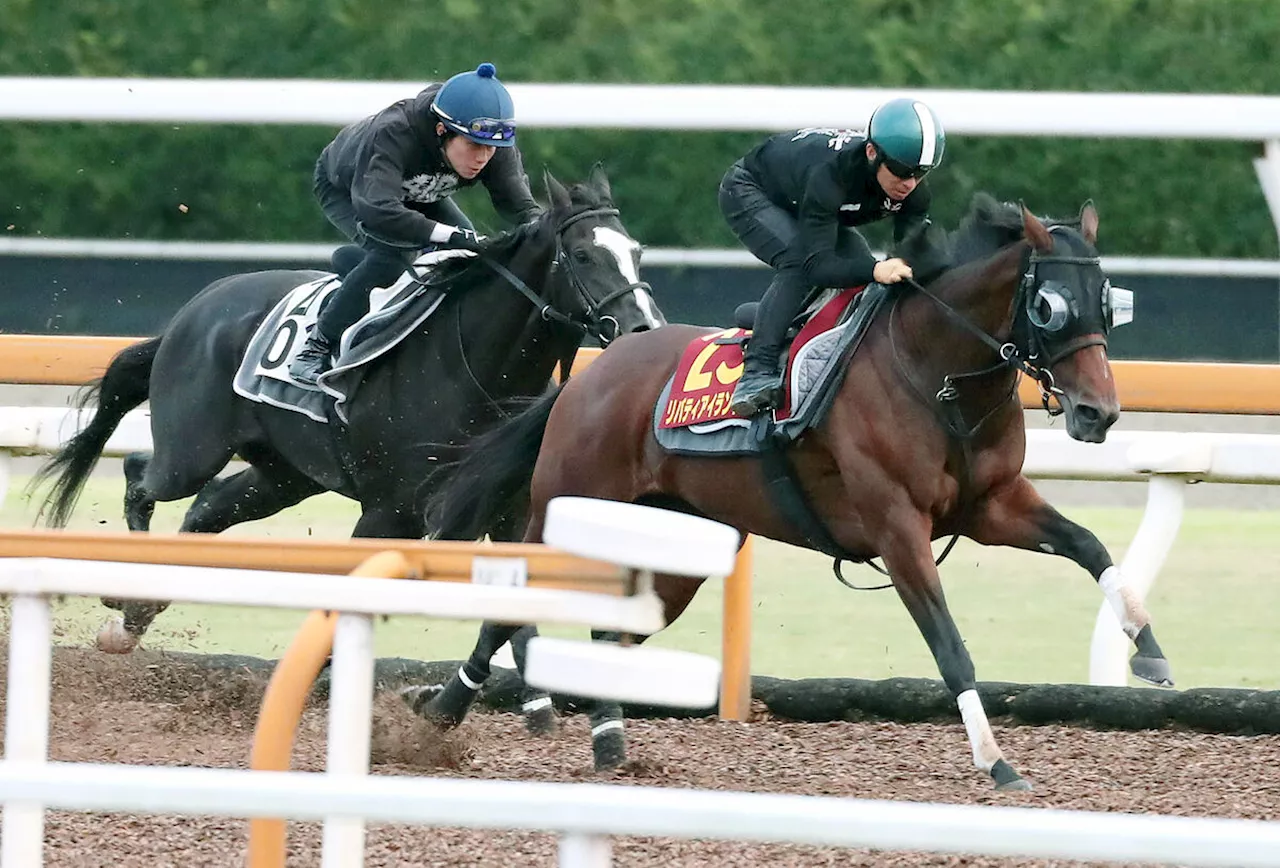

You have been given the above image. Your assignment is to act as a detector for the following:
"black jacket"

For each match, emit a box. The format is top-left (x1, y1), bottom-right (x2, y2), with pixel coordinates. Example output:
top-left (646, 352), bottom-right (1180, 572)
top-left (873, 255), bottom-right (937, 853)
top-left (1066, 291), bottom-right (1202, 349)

top-left (744, 127), bottom-right (931, 286)
top-left (316, 83), bottom-right (543, 247)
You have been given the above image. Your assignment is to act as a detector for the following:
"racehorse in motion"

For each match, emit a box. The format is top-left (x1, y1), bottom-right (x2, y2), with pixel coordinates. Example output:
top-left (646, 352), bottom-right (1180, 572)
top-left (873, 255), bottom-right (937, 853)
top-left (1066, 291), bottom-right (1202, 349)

top-left (33, 166), bottom-right (664, 654)
top-left (424, 193), bottom-right (1172, 791)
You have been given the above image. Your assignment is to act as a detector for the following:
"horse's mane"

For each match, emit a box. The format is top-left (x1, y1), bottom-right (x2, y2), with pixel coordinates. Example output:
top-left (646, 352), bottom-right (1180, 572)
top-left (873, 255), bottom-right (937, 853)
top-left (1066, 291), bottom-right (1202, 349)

top-left (896, 192), bottom-right (1082, 284)
top-left (423, 179), bottom-right (614, 293)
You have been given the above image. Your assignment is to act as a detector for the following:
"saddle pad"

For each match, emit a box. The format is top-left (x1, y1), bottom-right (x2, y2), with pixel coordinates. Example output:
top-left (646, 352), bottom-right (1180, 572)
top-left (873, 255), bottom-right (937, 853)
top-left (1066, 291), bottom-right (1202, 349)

top-left (654, 283), bottom-right (889, 456)
top-left (659, 285), bottom-right (867, 431)
top-left (231, 249), bottom-right (468, 423)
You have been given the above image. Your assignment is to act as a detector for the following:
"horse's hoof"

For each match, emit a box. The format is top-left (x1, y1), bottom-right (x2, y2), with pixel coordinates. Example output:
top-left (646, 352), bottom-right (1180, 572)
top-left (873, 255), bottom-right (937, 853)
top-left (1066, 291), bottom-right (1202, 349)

top-left (990, 759), bottom-right (1032, 792)
top-left (996, 776), bottom-right (1034, 793)
top-left (592, 725), bottom-right (627, 771)
top-left (1130, 654), bottom-right (1175, 688)
top-left (523, 698), bottom-right (558, 736)
top-left (96, 617), bottom-right (139, 654)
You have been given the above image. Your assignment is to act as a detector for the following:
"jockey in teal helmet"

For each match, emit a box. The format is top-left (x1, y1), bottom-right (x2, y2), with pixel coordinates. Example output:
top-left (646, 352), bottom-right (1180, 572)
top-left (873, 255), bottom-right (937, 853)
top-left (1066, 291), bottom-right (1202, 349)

top-left (293, 62), bottom-right (542, 386)
top-left (717, 97), bottom-right (946, 415)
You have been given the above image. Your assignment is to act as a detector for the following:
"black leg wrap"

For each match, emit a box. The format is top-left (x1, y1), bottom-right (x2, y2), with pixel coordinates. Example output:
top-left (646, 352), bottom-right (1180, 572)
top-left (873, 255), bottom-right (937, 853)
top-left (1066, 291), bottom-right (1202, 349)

top-left (589, 703), bottom-right (627, 771)
top-left (419, 662), bottom-right (487, 728)
top-left (990, 759), bottom-right (1032, 792)
top-left (1130, 624), bottom-right (1174, 687)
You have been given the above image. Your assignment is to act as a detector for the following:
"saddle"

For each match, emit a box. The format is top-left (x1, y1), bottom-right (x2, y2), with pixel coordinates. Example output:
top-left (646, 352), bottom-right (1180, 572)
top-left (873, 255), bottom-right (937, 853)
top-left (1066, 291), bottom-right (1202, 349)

top-left (653, 282), bottom-right (889, 456)
top-left (231, 248), bottom-right (467, 424)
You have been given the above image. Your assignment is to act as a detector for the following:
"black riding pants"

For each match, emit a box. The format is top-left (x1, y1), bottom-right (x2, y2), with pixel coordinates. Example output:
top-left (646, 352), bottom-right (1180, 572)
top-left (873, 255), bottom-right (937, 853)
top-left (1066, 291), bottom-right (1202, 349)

top-left (718, 160), bottom-right (873, 363)
top-left (312, 162), bottom-right (475, 345)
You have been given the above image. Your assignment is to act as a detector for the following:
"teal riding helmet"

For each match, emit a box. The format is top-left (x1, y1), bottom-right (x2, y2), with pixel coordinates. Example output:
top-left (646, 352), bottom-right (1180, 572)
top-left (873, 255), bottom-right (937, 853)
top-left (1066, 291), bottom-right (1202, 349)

top-left (867, 98), bottom-right (946, 178)
top-left (431, 62), bottom-right (517, 148)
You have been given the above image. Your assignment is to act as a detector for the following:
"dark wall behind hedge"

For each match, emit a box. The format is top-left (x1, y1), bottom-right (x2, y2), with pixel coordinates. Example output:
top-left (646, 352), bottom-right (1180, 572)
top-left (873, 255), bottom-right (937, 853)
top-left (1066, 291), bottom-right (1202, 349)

top-left (2, 0), bottom-right (1278, 257)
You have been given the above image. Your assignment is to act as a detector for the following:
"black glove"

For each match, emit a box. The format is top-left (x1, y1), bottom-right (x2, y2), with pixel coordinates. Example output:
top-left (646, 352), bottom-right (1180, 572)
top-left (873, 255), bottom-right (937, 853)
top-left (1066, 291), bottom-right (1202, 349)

top-left (447, 226), bottom-right (482, 252)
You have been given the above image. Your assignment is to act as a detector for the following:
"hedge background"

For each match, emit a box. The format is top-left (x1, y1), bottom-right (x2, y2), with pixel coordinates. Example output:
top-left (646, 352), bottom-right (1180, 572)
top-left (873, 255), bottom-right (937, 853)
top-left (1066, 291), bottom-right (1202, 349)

top-left (2, 0), bottom-right (1277, 257)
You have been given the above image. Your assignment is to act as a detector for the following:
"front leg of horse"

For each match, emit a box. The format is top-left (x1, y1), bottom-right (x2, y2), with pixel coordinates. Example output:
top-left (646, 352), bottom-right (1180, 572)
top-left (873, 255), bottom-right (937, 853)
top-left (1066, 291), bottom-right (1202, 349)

top-left (968, 477), bottom-right (1173, 687)
top-left (882, 519), bottom-right (1031, 791)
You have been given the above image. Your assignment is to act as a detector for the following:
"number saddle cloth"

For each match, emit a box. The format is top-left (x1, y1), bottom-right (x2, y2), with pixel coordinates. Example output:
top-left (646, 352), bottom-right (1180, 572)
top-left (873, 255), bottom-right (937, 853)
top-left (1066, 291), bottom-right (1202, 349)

top-left (232, 248), bottom-right (469, 424)
top-left (653, 282), bottom-right (889, 456)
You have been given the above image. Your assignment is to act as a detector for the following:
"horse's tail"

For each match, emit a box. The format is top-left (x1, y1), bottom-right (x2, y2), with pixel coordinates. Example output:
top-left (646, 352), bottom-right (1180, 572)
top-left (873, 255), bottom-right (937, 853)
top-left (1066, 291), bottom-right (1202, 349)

top-left (30, 336), bottom-right (162, 528)
top-left (428, 385), bottom-right (564, 541)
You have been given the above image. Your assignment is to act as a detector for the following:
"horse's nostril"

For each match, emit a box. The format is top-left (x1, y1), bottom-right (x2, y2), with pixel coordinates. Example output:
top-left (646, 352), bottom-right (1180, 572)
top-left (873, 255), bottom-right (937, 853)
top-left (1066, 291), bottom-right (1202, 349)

top-left (628, 324), bottom-right (653, 334)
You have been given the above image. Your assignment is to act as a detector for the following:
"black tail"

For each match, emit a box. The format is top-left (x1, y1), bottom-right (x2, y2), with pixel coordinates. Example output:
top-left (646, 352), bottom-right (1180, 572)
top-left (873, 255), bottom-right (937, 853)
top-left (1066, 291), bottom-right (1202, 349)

top-left (30, 337), bottom-right (162, 528)
top-left (426, 385), bottom-right (564, 540)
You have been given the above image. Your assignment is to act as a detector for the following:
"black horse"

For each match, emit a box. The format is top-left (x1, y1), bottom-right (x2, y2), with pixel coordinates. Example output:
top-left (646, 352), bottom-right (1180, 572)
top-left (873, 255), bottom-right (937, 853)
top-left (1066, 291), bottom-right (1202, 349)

top-left (33, 166), bottom-right (664, 650)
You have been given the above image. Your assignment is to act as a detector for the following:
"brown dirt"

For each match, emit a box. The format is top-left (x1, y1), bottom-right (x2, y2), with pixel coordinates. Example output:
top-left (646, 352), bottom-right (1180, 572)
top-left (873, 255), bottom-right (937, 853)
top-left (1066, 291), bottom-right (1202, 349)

top-left (9, 647), bottom-right (1280, 866)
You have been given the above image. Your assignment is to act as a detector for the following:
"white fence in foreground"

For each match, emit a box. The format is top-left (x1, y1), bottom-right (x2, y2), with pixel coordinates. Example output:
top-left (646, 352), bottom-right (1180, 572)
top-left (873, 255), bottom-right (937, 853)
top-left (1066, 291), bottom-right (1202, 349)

top-left (0, 762), bottom-right (1277, 867)
top-left (0, 554), bottom-right (668, 868)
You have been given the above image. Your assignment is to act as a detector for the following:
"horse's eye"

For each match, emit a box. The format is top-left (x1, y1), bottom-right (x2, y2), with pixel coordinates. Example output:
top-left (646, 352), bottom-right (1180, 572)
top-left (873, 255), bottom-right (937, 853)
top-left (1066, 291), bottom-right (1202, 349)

top-left (573, 249), bottom-right (592, 264)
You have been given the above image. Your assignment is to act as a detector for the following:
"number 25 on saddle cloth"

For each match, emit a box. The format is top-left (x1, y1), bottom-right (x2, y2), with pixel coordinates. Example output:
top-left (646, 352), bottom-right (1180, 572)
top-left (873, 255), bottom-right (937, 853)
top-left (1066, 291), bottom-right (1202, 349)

top-left (658, 285), bottom-right (867, 430)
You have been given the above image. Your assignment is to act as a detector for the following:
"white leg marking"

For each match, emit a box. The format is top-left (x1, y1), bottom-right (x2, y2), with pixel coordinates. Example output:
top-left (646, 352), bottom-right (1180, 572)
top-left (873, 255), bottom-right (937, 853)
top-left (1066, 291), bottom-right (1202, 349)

top-left (592, 226), bottom-right (663, 328)
top-left (1099, 566), bottom-right (1150, 639)
top-left (957, 689), bottom-right (1002, 772)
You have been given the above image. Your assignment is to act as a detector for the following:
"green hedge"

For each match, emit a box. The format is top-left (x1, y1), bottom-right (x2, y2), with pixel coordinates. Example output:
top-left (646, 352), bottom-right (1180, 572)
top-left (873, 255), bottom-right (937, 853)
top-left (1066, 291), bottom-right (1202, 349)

top-left (2, 0), bottom-right (1277, 256)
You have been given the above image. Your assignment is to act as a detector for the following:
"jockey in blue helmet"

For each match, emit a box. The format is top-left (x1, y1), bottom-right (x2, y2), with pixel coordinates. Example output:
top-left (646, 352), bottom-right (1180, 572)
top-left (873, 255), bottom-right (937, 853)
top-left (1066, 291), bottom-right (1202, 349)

top-left (293, 62), bottom-right (542, 385)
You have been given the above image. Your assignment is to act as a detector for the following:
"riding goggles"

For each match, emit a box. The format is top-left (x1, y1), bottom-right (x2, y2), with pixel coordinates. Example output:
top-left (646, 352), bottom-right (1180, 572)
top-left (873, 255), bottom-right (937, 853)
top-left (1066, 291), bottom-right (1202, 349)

top-left (882, 157), bottom-right (932, 180)
top-left (451, 116), bottom-right (517, 143)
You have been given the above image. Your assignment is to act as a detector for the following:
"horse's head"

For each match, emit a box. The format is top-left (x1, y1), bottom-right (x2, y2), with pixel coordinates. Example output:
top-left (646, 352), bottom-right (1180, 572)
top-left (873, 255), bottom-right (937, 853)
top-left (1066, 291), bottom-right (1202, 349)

top-left (543, 165), bottom-right (666, 345)
top-left (1012, 202), bottom-right (1129, 442)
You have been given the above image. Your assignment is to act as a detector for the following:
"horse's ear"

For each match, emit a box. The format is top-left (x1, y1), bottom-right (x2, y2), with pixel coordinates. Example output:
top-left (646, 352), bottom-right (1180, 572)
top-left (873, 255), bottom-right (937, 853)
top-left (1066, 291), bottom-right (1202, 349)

top-left (1079, 200), bottom-right (1099, 245)
top-left (588, 162), bottom-right (613, 201)
top-left (544, 170), bottom-right (572, 211)
top-left (1020, 201), bottom-right (1054, 253)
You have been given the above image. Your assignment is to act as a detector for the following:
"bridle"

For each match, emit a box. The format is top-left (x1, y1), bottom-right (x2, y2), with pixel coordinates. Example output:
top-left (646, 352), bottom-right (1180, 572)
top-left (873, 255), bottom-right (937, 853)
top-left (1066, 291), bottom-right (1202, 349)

top-left (476, 206), bottom-right (654, 346)
top-left (892, 241), bottom-right (1108, 435)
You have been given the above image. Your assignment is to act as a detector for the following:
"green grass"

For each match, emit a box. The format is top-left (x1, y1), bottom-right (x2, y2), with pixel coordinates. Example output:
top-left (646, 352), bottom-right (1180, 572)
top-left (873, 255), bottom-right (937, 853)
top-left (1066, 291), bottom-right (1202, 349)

top-left (6, 475), bottom-right (1279, 690)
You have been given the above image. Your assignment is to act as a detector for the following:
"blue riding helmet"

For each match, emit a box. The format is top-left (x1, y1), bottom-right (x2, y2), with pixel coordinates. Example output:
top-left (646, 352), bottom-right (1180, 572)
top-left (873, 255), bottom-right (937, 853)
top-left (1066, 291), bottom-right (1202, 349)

top-left (867, 98), bottom-right (946, 180)
top-left (430, 62), bottom-right (518, 148)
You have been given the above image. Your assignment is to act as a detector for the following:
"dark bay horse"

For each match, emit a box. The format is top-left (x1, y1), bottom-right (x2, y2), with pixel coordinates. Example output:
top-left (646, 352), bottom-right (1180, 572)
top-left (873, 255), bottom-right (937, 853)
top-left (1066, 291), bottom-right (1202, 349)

top-left (33, 167), bottom-right (664, 650)
top-left (422, 194), bottom-right (1172, 791)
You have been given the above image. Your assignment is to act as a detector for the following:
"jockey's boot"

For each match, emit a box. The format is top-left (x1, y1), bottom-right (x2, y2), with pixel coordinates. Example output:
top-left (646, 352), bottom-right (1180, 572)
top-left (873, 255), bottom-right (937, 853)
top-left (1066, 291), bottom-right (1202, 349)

top-left (729, 346), bottom-right (783, 416)
top-left (289, 330), bottom-right (334, 386)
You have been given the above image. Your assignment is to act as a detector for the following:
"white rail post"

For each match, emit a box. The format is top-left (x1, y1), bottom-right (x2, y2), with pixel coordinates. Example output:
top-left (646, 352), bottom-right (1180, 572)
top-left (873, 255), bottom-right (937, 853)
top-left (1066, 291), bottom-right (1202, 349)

top-left (320, 612), bottom-right (376, 867)
top-left (2, 591), bottom-right (53, 868)
top-left (1253, 138), bottom-right (1280, 250)
top-left (0, 452), bottom-right (10, 509)
top-left (558, 833), bottom-right (612, 868)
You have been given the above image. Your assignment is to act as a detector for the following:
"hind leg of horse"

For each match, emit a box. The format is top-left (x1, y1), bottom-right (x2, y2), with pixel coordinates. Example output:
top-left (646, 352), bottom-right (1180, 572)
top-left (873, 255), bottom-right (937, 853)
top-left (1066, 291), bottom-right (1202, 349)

top-left (410, 621), bottom-right (527, 729)
top-left (574, 573), bottom-right (707, 772)
top-left (101, 452), bottom-right (161, 616)
top-left (418, 510), bottom-right (558, 734)
top-left (967, 476), bottom-right (1172, 686)
top-left (103, 465), bottom-right (324, 651)
top-left (880, 511), bottom-right (1031, 792)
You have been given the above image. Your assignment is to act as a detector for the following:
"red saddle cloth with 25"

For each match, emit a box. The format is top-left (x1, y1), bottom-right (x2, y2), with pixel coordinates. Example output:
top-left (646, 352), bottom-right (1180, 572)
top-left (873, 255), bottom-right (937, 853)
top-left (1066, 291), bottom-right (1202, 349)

top-left (658, 285), bottom-right (864, 429)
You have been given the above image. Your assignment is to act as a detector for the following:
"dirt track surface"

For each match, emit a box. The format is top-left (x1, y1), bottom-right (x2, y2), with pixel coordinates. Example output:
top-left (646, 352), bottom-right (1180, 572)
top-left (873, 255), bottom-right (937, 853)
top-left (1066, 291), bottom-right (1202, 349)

top-left (2, 648), bottom-right (1274, 867)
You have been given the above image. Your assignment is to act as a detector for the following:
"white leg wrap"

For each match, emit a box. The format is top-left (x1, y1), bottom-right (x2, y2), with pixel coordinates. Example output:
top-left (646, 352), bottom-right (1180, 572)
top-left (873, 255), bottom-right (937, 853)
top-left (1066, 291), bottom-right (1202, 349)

top-left (522, 696), bottom-right (553, 713)
top-left (957, 689), bottom-right (1002, 772)
top-left (457, 665), bottom-right (484, 691)
top-left (591, 720), bottom-right (624, 738)
top-left (1098, 566), bottom-right (1147, 639)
